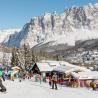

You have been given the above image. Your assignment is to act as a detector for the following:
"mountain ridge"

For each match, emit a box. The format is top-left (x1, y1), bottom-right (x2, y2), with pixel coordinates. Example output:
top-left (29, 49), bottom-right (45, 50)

top-left (1, 3), bottom-right (98, 48)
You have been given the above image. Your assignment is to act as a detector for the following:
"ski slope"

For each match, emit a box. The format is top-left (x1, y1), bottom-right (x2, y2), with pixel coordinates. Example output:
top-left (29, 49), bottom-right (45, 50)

top-left (0, 79), bottom-right (98, 98)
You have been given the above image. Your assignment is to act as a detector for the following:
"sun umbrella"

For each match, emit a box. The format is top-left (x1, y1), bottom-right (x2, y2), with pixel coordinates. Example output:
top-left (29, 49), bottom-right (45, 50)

top-left (11, 66), bottom-right (21, 70)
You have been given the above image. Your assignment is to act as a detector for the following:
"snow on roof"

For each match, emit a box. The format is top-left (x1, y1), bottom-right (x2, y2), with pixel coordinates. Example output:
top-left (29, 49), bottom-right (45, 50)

top-left (40, 60), bottom-right (61, 67)
top-left (61, 61), bottom-right (90, 72)
top-left (59, 61), bottom-right (76, 67)
top-left (71, 71), bottom-right (98, 80)
top-left (53, 64), bottom-right (89, 74)
top-left (53, 65), bottom-right (75, 73)
top-left (36, 63), bottom-right (53, 72)
top-left (41, 60), bottom-right (77, 67)
top-left (48, 62), bottom-right (60, 67)
top-left (39, 60), bottom-right (91, 73)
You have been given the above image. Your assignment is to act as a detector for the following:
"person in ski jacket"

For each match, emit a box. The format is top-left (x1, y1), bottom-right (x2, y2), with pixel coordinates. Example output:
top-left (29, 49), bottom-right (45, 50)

top-left (51, 73), bottom-right (58, 90)
top-left (48, 74), bottom-right (52, 86)
top-left (90, 80), bottom-right (96, 90)
top-left (0, 77), bottom-right (6, 92)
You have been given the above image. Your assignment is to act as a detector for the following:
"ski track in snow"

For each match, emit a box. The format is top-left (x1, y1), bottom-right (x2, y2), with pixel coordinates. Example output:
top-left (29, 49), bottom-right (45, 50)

top-left (0, 79), bottom-right (98, 98)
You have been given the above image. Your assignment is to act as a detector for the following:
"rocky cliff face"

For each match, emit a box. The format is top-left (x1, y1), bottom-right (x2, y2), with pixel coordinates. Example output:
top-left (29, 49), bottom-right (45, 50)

top-left (0, 29), bottom-right (20, 44)
top-left (4, 3), bottom-right (98, 47)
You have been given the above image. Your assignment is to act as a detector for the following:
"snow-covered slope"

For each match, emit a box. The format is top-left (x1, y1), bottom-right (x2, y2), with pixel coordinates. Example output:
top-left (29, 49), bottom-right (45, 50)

top-left (1, 79), bottom-right (98, 98)
top-left (4, 3), bottom-right (98, 47)
top-left (0, 29), bottom-right (20, 44)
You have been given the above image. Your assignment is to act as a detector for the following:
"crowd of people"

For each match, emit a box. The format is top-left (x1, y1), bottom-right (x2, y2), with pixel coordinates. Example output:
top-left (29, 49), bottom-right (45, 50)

top-left (0, 69), bottom-right (59, 92)
top-left (0, 68), bottom-right (98, 93)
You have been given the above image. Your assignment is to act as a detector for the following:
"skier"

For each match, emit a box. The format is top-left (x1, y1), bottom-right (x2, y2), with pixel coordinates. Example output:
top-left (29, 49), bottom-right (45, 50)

top-left (48, 74), bottom-right (52, 87)
top-left (18, 70), bottom-right (23, 82)
top-left (38, 74), bottom-right (42, 84)
top-left (0, 77), bottom-right (6, 92)
top-left (51, 73), bottom-right (58, 90)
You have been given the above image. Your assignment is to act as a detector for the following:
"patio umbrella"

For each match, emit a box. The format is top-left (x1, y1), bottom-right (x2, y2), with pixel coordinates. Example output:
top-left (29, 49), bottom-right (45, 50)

top-left (11, 66), bottom-right (21, 70)
top-left (11, 70), bottom-right (19, 76)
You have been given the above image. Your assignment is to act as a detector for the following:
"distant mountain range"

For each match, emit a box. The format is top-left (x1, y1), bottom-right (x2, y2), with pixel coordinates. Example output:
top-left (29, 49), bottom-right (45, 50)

top-left (0, 3), bottom-right (98, 51)
top-left (0, 29), bottom-right (20, 44)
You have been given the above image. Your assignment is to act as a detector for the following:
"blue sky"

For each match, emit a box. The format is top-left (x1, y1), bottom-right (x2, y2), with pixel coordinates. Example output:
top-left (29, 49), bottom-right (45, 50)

top-left (0, 0), bottom-right (98, 30)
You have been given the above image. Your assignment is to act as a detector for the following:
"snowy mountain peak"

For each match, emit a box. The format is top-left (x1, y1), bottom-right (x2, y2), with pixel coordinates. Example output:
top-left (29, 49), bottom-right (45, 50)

top-left (0, 29), bottom-right (20, 43)
top-left (3, 3), bottom-right (98, 47)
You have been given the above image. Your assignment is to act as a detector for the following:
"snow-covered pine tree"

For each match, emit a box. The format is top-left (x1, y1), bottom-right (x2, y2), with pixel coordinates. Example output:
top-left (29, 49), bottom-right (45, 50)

top-left (11, 47), bottom-right (19, 67)
top-left (23, 44), bottom-right (32, 70)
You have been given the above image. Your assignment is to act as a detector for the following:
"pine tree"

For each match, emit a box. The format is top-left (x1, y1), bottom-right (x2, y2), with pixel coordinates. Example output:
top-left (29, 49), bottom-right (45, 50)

top-left (11, 50), bottom-right (15, 67)
top-left (11, 47), bottom-right (18, 67)
top-left (31, 50), bottom-right (36, 63)
top-left (23, 44), bottom-right (32, 69)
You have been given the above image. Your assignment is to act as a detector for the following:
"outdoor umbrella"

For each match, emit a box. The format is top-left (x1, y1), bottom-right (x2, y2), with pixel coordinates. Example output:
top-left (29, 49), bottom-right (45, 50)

top-left (11, 66), bottom-right (21, 70)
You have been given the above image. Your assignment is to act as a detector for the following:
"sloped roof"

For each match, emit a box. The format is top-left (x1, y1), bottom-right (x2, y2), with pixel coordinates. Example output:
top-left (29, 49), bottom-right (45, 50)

top-left (37, 60), bottom-right (91, 73)
top-left (53, 65), bottom-right (75, 73)
top-left (71, 71), bottom-right (98, 79)
top-left (36, 63), bottom-right (53, 72)
top-left (41, 60), bottom-right (61, 67)
top-left (59, 61), bottom-right (90, 72)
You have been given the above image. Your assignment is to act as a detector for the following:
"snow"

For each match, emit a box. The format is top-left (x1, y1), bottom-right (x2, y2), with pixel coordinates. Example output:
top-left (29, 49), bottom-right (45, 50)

top-left (36, 63), bottom-right (53, 72)
top-left (94, 3), bottom-right (98, 8)
top-left (1, 3), bottom-right (98, 47)
top-left (0, 79), bottom-right (98, 98)
top-left (53, 65), bottom-right (75, 73)
top-left (59, 61), bottom-right (90, 72)
top-left (41, 60), bottom-right (61, 67)
top-left (0, 29), bottom-right (20, 43)
top-left (40, 60), bottom-right (91, 73)
top-left (31, 29), bottom-right (98, 47)
top-left (52, 61), bottom-right (91, 74)
top-left (71, 71), bottom-right (98, 80)
top-left (0, 52), bottom-right (12, 66)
